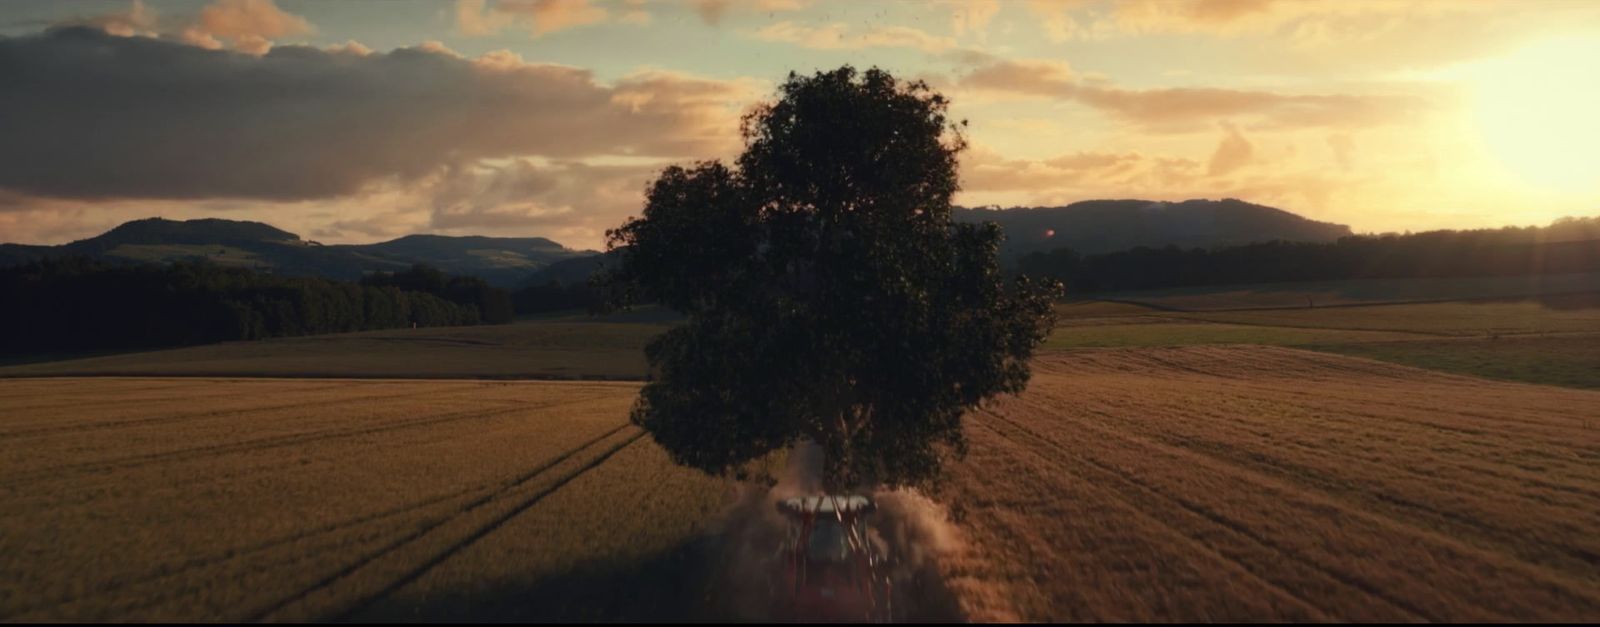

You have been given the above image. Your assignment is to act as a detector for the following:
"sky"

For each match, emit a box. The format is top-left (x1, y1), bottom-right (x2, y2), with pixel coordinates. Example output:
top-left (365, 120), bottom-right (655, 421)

top-left (1, 0), bottom-right (1598, 250)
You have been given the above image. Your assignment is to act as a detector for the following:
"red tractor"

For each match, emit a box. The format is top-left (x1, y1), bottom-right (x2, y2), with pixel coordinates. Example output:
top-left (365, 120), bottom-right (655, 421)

top-left (771, 495), bottom-right (893, 622)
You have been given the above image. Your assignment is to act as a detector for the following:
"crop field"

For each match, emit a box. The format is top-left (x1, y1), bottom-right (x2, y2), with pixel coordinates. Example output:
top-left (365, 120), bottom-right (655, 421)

top-left (1171, 297), bottom-right (1600, 336)
top-left (0, 320), bottom-right (665, 380)
top-left (1043, 320), bottom-right (1426, 349)
top-left (1101, 271), bottom-right (1600, 310)
top-left (935, 346), bottom-right (1600, 621)
top-left (1310, 335), bottom-right (1600, 390)
top-left (0, 377), bottom-right (735, 621)
top-left (1048, 295), bottom-right (1600, 389)
top-left (4, 345), bottom-right (1597, 621)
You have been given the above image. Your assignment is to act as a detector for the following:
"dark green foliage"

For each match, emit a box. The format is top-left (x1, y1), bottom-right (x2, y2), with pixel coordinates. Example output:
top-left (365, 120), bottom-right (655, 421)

top-left (360, 263), bottom-right (514, 324)
top-left (598, 67), bottom-right (1061, 489)
top-left (512, 280), bottom-right (600, 314)
top-left (1019, 216), bottom-right (1600, 293)
top-left (0, 257), bottom-right (483, 354)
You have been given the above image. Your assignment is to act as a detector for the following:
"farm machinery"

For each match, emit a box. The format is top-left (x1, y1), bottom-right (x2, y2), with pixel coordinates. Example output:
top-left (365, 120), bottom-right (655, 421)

top-left (770, 494), bottom-right (893, 622)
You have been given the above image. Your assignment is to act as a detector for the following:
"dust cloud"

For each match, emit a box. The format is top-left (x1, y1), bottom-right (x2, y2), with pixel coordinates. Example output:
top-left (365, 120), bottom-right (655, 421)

top-left (696, 441), bottom-right (973, 621)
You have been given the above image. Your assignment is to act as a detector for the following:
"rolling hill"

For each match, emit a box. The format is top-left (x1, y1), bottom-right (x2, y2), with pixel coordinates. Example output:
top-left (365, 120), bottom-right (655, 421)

top-left (2, 199), bottom-right (1354, 286)
top-left (0, 218), bottom-right (595, 287)
top-left (954, 198), bottom-right (1353, 260)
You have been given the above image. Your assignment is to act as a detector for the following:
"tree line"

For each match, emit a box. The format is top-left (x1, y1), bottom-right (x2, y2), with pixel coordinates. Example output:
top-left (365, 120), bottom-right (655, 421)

top-left (1017, 217), bottom-right (1600, 293)
top-left (358, 263), bottom-right (514, 324)
top-left (0, 257), bottom-right (509, 354)
top-left (511, 279), bottom-right (602, 314)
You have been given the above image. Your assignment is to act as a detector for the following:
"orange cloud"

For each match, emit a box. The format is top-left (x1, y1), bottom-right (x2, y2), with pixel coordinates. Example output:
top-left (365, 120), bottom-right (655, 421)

top-left (1026, 0), bottom-right (1094, 42)
top-left (455, 0), bottom-right (609, 37)
top-left (60, 0), bottom-right (312, 54)
top-left (956, 59), bottom-right (1427, 131)
top-left (961, 145), bottom-right (1195, 194)
top-left (178, 0), bottom-right (312, 54)
top-left (1206, 123), bottom-right (1254, 176)
top-left (958, 59), bottom-right (1076, 97)
top-left (691, 0), bottom-right (810, 27)
top-left (1113, 0), bottom-right (1279, 34)
top-left (61, 0), bottom-right (160, 37)
top-left (951, 0), bottom-right (1001, 38)
top-left (753, 21), bottom-right (957, 53)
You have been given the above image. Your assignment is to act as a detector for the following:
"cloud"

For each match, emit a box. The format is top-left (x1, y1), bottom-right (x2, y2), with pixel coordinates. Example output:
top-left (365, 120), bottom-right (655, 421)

top-left (53, 0), bottom-right (312, 54)
top-left (958, 141), bottom-right (1360, 222)
top-left (1206, 123), bottom-right (1253, 176)
top-left (618, 0), bottom-right (652, 25)
top-left (955, 58), bottom-right (1427, 131)
top-left (1111, 0), bottom-right (1280, 35)
top-left (54, 0), bottom-right (161, 37)
top-left (424, 159), bottom-right (658, 243)
top-left (950, 0), bottom-right (1001, 38)
top-left (692, 0), bottom-right (730, 26)
top-left (180, 0), bottom-right (313, 54)
top-left (692, 0), bottom-right (810, 27)
top-left (957, 59), bottom-right (1076, 97)
top-left (455, 0), bottom-right (610, 37)
top-left (0, 27), bottom-right (754, 202)
top-left (1053, 0), bottom-right (1600, 75)
top-left (753, 21), bottom-right (956, 53)
top-left (1026, 0), bottom-right (1094, 42)
top-left (960, 145), bottom-right (1195, 195)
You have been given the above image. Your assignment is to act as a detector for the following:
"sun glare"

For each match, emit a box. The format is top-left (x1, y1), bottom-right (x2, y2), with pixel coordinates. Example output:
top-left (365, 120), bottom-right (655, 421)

top-left (1462, 37), bottom-right (1600, 193)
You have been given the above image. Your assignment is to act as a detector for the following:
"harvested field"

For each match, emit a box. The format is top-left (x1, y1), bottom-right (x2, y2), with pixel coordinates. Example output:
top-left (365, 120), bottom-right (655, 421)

top-left (0, 377), bottom-right (733, 621)
top-left (1175, 299), bottom-right (1600, 336)
top-left (4, 346), bottom-right (1598, 621)
top-left (1044, 320), bottom-right (1428, 348)
top-left (0, 320), bottom-right (664, 380)
top-left (1105, 272), bottom-right (1600, 310)
top-left (936, 346), bottom-right (1600, 621)
top-left (1312, 334), bottom-right (1600, 390)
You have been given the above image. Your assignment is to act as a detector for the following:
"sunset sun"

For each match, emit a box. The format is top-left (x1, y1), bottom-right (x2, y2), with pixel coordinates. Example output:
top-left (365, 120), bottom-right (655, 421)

top-left (1464, 37), bottom-right (1600, 192)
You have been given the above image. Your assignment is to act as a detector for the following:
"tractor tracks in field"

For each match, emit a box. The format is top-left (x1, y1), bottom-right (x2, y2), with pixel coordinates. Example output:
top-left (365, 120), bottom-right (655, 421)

top-left (4, 393), bottom-right (620, 486)
top-left (969, 409), bottom-right (1432, 621)
top-left (0, 485), bottom-right (482, 620)
top-left (1054, 397), bottom-right (1600, 579)
top-left (0, 413), bottom-right (639, 621)
top-left (977, 399), bottom-right (1600, 620)
top-left (0, 383), bottom-right (457, 440)
top-left (244, 423), bottom-right (648, 622)
top-left (12, 422), bottom-right (645, 622)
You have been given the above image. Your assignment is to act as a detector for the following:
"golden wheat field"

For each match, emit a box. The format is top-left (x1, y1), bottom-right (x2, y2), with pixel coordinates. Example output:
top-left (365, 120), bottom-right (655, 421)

top-left (0, 378), bottom-right (734, 621)
top-left (937, 346), bottom-right (1600, 621)
top-left (2, 346), bottom-right (1598, 621)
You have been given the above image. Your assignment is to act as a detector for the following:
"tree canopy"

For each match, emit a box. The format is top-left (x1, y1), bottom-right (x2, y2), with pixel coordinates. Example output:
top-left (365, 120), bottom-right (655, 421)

top-left (598, 66), bottom-right (1061, 489)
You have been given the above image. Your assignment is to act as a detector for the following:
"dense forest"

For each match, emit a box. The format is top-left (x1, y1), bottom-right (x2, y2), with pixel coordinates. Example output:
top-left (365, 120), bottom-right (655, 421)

top-left (512, 279), bottom-right (602, 314)
top-left (1018, 217), bottom-right (1600, 293)
top-left (359, 263), bottom-right (514, 325)
top-left (0, 258), bottom-right (506, 354)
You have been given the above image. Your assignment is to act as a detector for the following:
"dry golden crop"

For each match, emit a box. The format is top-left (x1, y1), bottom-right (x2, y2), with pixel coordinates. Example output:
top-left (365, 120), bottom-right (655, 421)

top-left (934, 346), bottom-right (1600, 621)
top-left (4, 344), bottom-right (1597, 621)
top-left (0, 377), bottom-right (731, 621)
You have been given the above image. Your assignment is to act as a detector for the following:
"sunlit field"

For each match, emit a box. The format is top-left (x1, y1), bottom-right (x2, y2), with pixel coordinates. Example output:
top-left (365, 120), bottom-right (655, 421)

top-left (5, 347), bottom-right (1596, 621)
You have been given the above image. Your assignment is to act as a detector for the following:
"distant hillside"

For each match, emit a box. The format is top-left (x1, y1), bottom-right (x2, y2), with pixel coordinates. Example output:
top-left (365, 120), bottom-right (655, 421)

top-left (1, 200), bottom-right (1353, 285)
top-left (955, 198), bottom-right (1353, 260)
top-left (0, 218), bottom-right (593, 287)
top-left (333, 234), bottom-right (592, 287)
top-left (519, 250), bottom-right (619, 287)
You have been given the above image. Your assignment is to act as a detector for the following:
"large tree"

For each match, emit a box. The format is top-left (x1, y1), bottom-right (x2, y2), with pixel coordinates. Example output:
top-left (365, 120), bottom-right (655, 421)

top-left (598, 66), bottom-right (1060, 489)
